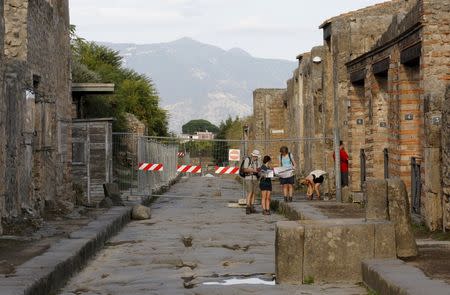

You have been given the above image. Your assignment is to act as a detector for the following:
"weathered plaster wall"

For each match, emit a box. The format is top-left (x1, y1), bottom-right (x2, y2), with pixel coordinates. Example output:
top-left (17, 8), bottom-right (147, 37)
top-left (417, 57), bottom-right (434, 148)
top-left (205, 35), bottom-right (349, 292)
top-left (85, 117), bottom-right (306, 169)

top-left (1, 0), bottom-right (72, 229)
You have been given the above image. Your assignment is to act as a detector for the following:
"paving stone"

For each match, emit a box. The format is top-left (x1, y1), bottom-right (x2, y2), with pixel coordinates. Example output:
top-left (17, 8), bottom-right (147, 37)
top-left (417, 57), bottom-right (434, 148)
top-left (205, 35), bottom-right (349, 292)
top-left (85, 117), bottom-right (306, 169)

top-left (60, 177), bottom-right (367, 295)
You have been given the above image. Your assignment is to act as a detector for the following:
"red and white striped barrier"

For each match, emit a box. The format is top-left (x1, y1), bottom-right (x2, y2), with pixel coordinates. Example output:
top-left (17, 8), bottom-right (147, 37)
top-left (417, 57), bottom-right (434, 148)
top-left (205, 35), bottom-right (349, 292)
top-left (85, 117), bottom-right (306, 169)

top-left (139, 163), bottom-right (164, 172)
top-left (215, 166), bottom-right (239, 175)
top-left (177, 165), bottom-right (202, 174)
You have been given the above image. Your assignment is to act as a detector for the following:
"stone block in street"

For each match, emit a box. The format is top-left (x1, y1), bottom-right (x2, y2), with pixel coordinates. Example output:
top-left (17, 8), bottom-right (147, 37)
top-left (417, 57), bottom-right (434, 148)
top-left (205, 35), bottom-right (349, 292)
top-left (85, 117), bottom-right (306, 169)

top-left (132, 205), bottom-right (152, 220)
top-left (275, 221), bottom-right (304, 284)
top-left (365, 179), bottom-right (388, 221)
top-left (387, 178), bottom-right (418, 258)
top-left (302, 220), bottom-right (374, 283)
top-left (373, 221), bottom-right (396, 258)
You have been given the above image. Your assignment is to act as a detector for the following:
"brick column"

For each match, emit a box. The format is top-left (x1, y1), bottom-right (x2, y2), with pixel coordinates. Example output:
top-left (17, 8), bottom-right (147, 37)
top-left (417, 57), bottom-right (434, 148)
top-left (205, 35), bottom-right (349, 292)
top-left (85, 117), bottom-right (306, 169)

top-left (348, 84), bottom-right (366, 192)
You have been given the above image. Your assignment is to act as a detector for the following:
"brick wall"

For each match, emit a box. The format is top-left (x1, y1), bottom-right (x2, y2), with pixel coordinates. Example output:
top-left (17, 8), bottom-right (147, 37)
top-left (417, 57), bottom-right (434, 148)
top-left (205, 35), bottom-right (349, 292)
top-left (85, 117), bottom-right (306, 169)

top-left (322, 0), bottom-right (415, 195)
top-left (0, 0), bottom-right (72, 227)
top-left (345, 0), bottom-right (448, 230)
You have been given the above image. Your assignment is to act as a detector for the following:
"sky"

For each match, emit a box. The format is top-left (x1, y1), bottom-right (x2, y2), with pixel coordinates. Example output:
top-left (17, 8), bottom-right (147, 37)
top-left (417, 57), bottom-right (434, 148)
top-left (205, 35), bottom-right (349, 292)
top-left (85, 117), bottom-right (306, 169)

top-left (70, 0), bottom-right (387, 61)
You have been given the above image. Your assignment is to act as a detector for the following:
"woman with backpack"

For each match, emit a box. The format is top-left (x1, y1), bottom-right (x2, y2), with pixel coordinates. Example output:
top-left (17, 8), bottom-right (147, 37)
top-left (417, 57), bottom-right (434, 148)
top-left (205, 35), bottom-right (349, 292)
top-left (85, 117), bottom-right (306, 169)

top-left (279, 146), bottom-right (296, 202)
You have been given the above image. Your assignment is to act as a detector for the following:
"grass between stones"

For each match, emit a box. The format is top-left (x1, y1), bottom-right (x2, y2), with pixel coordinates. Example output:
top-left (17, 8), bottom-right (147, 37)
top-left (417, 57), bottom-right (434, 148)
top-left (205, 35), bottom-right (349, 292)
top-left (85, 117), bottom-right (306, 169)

top-left (412, 224), bottom-right (450, 241)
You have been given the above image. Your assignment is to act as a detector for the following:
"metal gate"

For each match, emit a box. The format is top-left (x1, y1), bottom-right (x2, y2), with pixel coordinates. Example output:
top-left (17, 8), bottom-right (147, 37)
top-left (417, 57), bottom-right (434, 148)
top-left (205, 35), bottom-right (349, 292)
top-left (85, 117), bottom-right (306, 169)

top-left (411, 157), bottom-right (421, 214)
top-left (383, 148), bottom-right (389, 179)
top-left (360, 149), bottom-right (366, 190)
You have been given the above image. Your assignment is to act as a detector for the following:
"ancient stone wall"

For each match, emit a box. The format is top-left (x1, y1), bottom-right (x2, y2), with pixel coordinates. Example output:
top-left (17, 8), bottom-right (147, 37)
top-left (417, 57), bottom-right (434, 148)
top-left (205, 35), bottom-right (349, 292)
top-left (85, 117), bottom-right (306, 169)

top-left (0, 1), bottom-right (5, 234)
top-left (421, 0), bottom-right (449, 230)
top-left (443, 86), bottom-right (450, 229)
top-left (0, 0), bottom-right (72, 228)
top-left (252, 89), bottom-right (287, 166)
top-left (322, 0), bottom-right (415, 192)
top-left (345, 0), bottom-right (449, 230)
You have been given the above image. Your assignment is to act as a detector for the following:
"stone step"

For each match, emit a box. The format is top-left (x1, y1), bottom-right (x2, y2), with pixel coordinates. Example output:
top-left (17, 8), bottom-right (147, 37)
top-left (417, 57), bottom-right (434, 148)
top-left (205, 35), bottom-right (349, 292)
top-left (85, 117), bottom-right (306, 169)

top-left (0, 206), bottom-right (132, 295)
top-left (362, 259), bottom-right (450, 295)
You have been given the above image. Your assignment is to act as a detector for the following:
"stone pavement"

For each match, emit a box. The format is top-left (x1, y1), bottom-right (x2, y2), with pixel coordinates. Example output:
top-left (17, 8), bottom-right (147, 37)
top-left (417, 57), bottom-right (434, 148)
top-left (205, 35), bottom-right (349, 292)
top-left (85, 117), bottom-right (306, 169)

top-left (60, 176), bottom-right (367, 295)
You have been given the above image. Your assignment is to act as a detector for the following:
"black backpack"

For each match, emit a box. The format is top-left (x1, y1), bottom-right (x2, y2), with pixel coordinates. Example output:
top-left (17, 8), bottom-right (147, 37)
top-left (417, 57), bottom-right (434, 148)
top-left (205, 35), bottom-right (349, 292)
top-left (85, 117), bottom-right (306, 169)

top-left (239, 156), bottom-right (251, 178)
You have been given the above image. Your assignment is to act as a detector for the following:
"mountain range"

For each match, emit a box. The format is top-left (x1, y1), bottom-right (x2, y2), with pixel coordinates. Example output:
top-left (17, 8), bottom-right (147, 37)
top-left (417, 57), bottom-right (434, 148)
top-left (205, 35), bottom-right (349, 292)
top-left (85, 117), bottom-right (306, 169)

top-left (101, 38), bottom-right (296, 132)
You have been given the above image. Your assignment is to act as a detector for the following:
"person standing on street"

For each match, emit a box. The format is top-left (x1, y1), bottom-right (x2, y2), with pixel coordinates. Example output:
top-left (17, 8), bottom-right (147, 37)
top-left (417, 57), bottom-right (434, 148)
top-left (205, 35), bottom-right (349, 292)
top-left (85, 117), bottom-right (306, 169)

top-left (279, 146), bottom-right (296, 202)
top-left (259, 155), bottom-right (273, 215)
top-left (333, 141), bottom-right (349, 187)
top-left (242, 150), bottom-right (261, 214)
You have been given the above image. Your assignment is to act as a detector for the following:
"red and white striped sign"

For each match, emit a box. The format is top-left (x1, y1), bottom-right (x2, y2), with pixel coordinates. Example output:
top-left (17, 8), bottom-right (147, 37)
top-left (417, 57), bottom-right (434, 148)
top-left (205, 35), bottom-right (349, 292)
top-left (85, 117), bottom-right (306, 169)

top-left (177, 165), bottom-right (202, 174)
top-left (138, 163), bottom-right (164, 172)
top-left (177, 152), bottom-right (185, 158)
top-left (215, 166), bottom-right (240, 175)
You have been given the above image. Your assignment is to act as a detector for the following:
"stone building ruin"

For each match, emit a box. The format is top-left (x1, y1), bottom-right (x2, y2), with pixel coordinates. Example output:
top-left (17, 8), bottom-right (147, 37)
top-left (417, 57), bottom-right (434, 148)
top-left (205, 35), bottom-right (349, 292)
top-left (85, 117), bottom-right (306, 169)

top-left (0, 0), bottom-right (72, 234)
top-left (251, 0), bottom-right (449, 231)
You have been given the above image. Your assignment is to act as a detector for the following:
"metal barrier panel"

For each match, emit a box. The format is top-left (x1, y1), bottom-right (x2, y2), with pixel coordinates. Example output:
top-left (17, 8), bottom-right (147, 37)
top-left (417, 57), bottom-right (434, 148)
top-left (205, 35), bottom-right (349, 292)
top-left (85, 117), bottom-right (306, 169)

top-left (112, 133), bottom-right (178, 196)
top-left (112, 133), bottom-right (138, 195)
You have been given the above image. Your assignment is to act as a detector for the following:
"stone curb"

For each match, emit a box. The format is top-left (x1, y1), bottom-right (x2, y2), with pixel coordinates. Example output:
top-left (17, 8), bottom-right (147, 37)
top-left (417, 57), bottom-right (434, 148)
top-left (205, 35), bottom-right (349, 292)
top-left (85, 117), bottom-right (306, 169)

top-left (276, 201), bottom-right (328, 220)
top-left (276, 202), bottom-right (449, 293)
top-left (362, 258), bottom-right (450, 295)
top-left (0, 206), bottom-right (132, 295)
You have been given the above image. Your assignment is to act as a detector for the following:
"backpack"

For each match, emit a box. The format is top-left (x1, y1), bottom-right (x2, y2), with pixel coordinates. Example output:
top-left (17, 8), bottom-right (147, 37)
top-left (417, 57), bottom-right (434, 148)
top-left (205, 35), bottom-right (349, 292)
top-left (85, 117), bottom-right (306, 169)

top-left (239, 156), bottom-right (251, 178)
top-left (280, 153), bottom-right (293, 167)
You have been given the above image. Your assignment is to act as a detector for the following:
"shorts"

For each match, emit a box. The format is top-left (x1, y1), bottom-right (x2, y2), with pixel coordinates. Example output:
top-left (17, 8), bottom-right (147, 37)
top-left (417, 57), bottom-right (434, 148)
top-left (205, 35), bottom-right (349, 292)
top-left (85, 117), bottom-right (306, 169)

top-left (244, 179), bottom-right (259, 195)
top-left (313, 175), bottom-right (324, 184)
top-left (259, 180), bottom-right (272, 191)
top-left (280, 176), bottom-right (295, 185)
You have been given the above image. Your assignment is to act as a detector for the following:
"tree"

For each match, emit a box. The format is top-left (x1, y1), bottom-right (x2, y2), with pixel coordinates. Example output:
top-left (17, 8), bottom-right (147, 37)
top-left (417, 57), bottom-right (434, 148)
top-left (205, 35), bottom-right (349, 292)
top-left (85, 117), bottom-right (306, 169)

top-left (182, 119), bottom-right (219, 135)
top-left (213, 116), bottom-right (245, 165)
top-left (70, 26), bottom-right (168, 136)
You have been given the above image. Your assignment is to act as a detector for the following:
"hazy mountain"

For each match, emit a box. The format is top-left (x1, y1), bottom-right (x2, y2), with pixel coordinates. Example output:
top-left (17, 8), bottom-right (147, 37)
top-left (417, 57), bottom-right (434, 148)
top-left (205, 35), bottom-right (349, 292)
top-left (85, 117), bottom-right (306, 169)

top-left (102, 38), bottom-right (296, 132)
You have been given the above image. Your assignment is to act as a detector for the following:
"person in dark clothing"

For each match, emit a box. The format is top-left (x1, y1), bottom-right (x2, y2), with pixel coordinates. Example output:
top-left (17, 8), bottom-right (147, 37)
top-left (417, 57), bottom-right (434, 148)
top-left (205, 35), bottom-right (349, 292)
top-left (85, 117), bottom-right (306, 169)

top-left (259, 155), bottom-right (273, 215)
top-left (333, 141), bottom-right (349, 187)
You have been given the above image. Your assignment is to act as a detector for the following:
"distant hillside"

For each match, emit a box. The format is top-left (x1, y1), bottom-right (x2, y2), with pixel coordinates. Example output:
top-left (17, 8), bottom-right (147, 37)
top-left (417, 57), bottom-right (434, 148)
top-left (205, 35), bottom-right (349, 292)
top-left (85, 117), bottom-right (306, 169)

top-left (102, 38), bottom-right (296, 132)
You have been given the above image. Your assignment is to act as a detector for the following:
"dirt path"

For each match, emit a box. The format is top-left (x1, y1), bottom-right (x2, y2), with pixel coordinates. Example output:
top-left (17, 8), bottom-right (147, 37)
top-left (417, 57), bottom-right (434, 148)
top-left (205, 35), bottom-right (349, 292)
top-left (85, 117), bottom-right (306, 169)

top-left (60, 176), bottom-right (366, 295)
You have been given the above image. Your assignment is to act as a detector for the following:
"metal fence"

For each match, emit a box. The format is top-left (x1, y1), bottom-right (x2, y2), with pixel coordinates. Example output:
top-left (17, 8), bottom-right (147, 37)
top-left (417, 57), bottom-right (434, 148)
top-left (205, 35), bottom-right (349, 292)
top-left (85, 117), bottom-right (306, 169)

top-left (112, 133), bottom-right (178, 196)
top-left (112, 133), bottom-right (337, 198)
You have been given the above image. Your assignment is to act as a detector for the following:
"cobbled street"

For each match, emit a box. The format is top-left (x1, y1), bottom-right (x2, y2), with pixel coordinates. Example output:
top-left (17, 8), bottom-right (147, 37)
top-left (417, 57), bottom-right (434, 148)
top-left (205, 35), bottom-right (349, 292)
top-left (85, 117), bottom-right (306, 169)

top-left (61, 176), bottom-right (366, 295)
